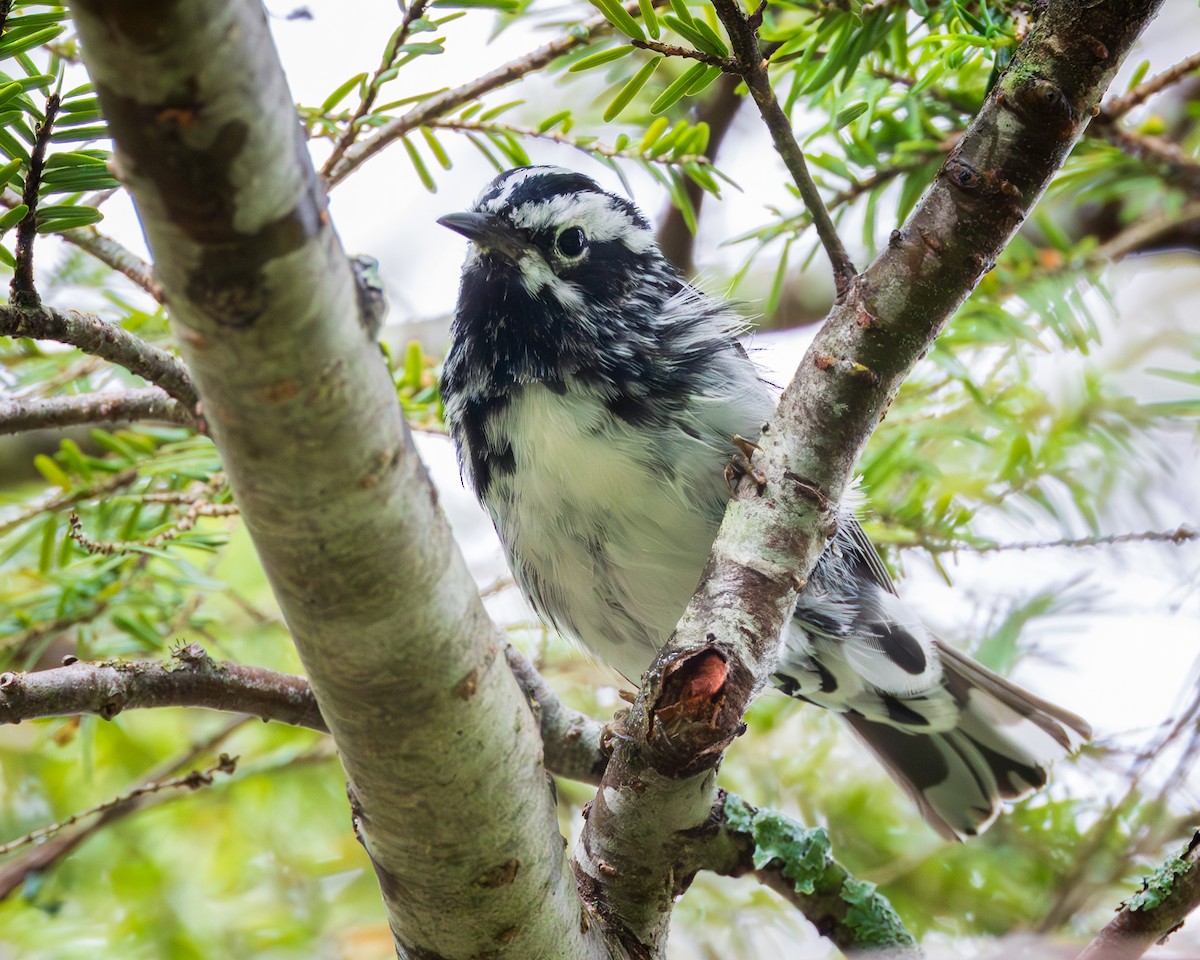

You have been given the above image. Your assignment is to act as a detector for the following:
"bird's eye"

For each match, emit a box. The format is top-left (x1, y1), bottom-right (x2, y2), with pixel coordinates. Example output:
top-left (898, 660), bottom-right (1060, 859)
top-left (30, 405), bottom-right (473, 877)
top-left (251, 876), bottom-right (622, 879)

top-left (556, 226), bottom-right (587, 258)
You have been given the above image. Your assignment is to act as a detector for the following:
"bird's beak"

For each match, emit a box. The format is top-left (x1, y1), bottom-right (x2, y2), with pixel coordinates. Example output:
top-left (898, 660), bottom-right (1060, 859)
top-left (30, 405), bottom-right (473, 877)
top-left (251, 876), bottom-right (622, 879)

top-left (437, 211), bottom-right (528, 261)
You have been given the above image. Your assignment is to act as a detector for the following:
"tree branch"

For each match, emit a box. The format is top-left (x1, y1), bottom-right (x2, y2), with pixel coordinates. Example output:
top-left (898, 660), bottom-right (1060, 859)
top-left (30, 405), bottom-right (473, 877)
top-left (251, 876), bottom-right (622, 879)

top-left (0, 715), bottom-right (248, 901)
top-left (504, 644), bottom-right (609, 785)
top-left (710, 0), bottom-right (857, 294)
top-left (66, 3), bottom-right (609, 955)
top-left (58, 225), bottom-right (163, 300)
top-left (0, 304), bottom-right (200, 415)
top-left (325, 6), bottom-right (630, 187)
top-left (1075, 833), bottom-right (1200, 960)
top-left (696, 793), bottom-right (920, 958)
top-left (0, 643), bottom-right (326, 730)
top-left (1102, 50), bottom-right (1200, 119)
top-left (1092, 123), bottom-right (1200, 199)
top-left (577, 1), bottom-right (1164, 956)
top-left (9, 92), bottom-right (59, 309)
top-left (0, 387), bottom-right (195, 436)
top-left (0, 752), bottom-right (238, 857)
top-left (319, 0), bottom-right (432, 179)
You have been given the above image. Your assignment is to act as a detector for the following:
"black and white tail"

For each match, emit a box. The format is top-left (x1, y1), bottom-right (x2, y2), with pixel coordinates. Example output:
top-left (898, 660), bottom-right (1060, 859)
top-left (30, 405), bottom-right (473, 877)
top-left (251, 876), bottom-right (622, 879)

top-left (842, 642), bottom-right (1091, 840)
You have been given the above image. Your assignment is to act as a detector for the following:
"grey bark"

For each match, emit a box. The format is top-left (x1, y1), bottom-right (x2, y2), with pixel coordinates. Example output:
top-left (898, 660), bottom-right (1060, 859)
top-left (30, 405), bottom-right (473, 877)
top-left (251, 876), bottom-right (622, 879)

top-left (64, 2), bottom-right (608, 957)
top-left (576, 2), bottom-right (1166, 957)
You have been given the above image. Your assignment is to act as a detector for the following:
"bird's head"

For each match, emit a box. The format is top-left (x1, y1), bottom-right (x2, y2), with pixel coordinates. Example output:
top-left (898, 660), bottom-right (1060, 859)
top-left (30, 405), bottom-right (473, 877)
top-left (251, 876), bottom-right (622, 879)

top-left (438, 165), bottom-right (682, 390)
top-left (438, 165), bottom-right (673, 310)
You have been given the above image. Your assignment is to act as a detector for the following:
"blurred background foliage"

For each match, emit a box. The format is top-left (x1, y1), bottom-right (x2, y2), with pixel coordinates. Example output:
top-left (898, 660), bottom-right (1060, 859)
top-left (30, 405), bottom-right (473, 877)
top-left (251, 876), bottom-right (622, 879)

top-left (1, 0), bottom-right (1198, 956)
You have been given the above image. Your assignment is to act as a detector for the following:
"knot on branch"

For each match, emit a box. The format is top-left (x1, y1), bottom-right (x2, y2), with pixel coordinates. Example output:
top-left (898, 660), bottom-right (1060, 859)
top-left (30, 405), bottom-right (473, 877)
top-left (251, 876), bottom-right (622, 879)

top-left (646, 648), bottom-right (750, 777)
top-left (1000, 75), bottom-right (1077, 134)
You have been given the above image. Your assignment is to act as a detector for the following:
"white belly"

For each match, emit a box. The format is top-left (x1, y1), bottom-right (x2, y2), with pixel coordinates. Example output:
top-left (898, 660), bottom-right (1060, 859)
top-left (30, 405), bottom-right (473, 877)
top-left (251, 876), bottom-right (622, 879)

top-left (484, 383), bottom-right (732, 680)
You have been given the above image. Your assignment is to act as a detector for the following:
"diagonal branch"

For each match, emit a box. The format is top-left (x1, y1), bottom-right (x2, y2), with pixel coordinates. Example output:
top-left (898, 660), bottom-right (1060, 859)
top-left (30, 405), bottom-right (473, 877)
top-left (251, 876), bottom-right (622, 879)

top-left (325, 6), bottom-right (631, 187)
top-left (710, 0), bottom-right (857, 295)
top-left (0, 715), bottom-right (248, 901)
top-left (1075, 833), bottom-right (1200, 960)
top-left (66, 4), bottom-right (607, 952)
top-left (576, 1), bottom-right (1165, 956)
top-left (1103, 50), bottom-right (1200, 119)
top-left (696, 793), bottom-right (920, 958)
top-left (319, 0), bottom-right (433, 179)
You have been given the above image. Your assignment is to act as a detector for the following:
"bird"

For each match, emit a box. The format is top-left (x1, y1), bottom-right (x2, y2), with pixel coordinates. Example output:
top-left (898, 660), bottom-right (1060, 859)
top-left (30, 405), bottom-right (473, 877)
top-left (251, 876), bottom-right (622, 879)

top-left (437, 164), bottom-right (1090, 841)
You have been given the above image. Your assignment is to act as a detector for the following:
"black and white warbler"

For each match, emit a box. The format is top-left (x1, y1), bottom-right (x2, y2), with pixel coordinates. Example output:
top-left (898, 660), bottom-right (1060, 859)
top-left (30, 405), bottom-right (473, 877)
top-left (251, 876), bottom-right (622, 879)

top-left (438, 165), bottom-right (1090, 840)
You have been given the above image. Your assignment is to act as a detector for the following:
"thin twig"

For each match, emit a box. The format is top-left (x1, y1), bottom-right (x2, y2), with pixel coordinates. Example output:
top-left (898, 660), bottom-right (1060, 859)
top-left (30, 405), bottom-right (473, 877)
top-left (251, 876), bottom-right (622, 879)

top-left (908, 526), bottom-right (1197, 555)
top-left (630, 37), bottom-right (734, 70)
top-left (59, 226), bottom-right (162, 300)
top-left (1103, 51), bottom-right (1200, 119)
top-left (0, 466), bottom-right (140, 536)
top-left (0, 387), bottom-right (195, 436)
top-left (0, 715), bottom-right (249, 900)
top-left (67, 498), bottom-right (237, 554)
top-left (326, 5), bottom-right (636, 187)
top-left (1087, 202), bottom-right (1200, 261)
top-left (9, 92), bottom-right (59, 308)
top-left (426, 117), bottom-right (712, 167)
top-left (709, 0), bottom-right (856, 294)
top-left (0, 754), bottom-right (238, 856)
top-left (320, 0), bottom-right (433, 178)
top-left (0, 304), bottom-right (200, 416)
top-left (1092, 125), bottom-right (1200, 199)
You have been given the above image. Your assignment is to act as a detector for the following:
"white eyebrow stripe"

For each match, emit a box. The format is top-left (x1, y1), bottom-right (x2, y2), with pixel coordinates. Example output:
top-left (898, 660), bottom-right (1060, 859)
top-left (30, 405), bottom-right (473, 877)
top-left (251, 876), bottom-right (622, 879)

top-left (510, 194), bottom-right (655, 254)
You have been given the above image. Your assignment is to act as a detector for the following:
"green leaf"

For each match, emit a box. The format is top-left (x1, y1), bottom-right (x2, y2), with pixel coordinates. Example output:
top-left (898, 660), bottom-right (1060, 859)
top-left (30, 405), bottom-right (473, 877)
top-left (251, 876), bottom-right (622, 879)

top-left (685, 64), bottom-right (722, 96)
top-left (479, 99), bottom-right (523, 121)
top-left (34, 205), bottom-right (105, 232)
top-left (402, 137), bottom-right (436, 192)
top-left (1125, 59), bottom-right (1150, 92)
top-left (834, 101), bottom-right (868, 129)
top-left (589, 0), bottom-right (646, 40)
top-left (536, 110), bottom-right (572, 133)
top-left (639, 116), bottom-right (669, 152)
top-left (0, 80), bottom-right (26, 109)
top-left (33, 453), bottom-right (70, 488)
top-left (687, 17), bottom-right (728, 57)
top-left (665, 171), bottom-right (697, 232)
top-left (662, 15), bottom-right (725, 58)
top-left (0, 25), bottom-right (65, 59)
top-left (568, 45), bottom-right (635, 72)
top-left (666, 0), bottom-right (695, 27)
top-left (638, 0), bottom-right (659, 37)
top-left (0, 203), bottom-right (28, 232)
top-left (602, 57), bottom-right (659, 122)
top-left (50, 124), bottom-right (109, 143)
top-left (395, 42), bottom-right (445, 56)
top-left (650, 62), bottom-right (708, 115)
top-left (112, 612), bottom-right (163, 650)
top-left (320, 73), bottom-right (368, 114)
top-left (0, 156), bottom-right (23, 185)
top-left (420, 126), bottom-right (452, 169)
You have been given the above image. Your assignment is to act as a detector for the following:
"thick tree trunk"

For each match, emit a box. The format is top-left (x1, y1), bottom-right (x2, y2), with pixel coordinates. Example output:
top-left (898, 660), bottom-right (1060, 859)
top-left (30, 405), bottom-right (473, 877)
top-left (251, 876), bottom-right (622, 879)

top-left (64, 2), bottom-right (608, 957)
